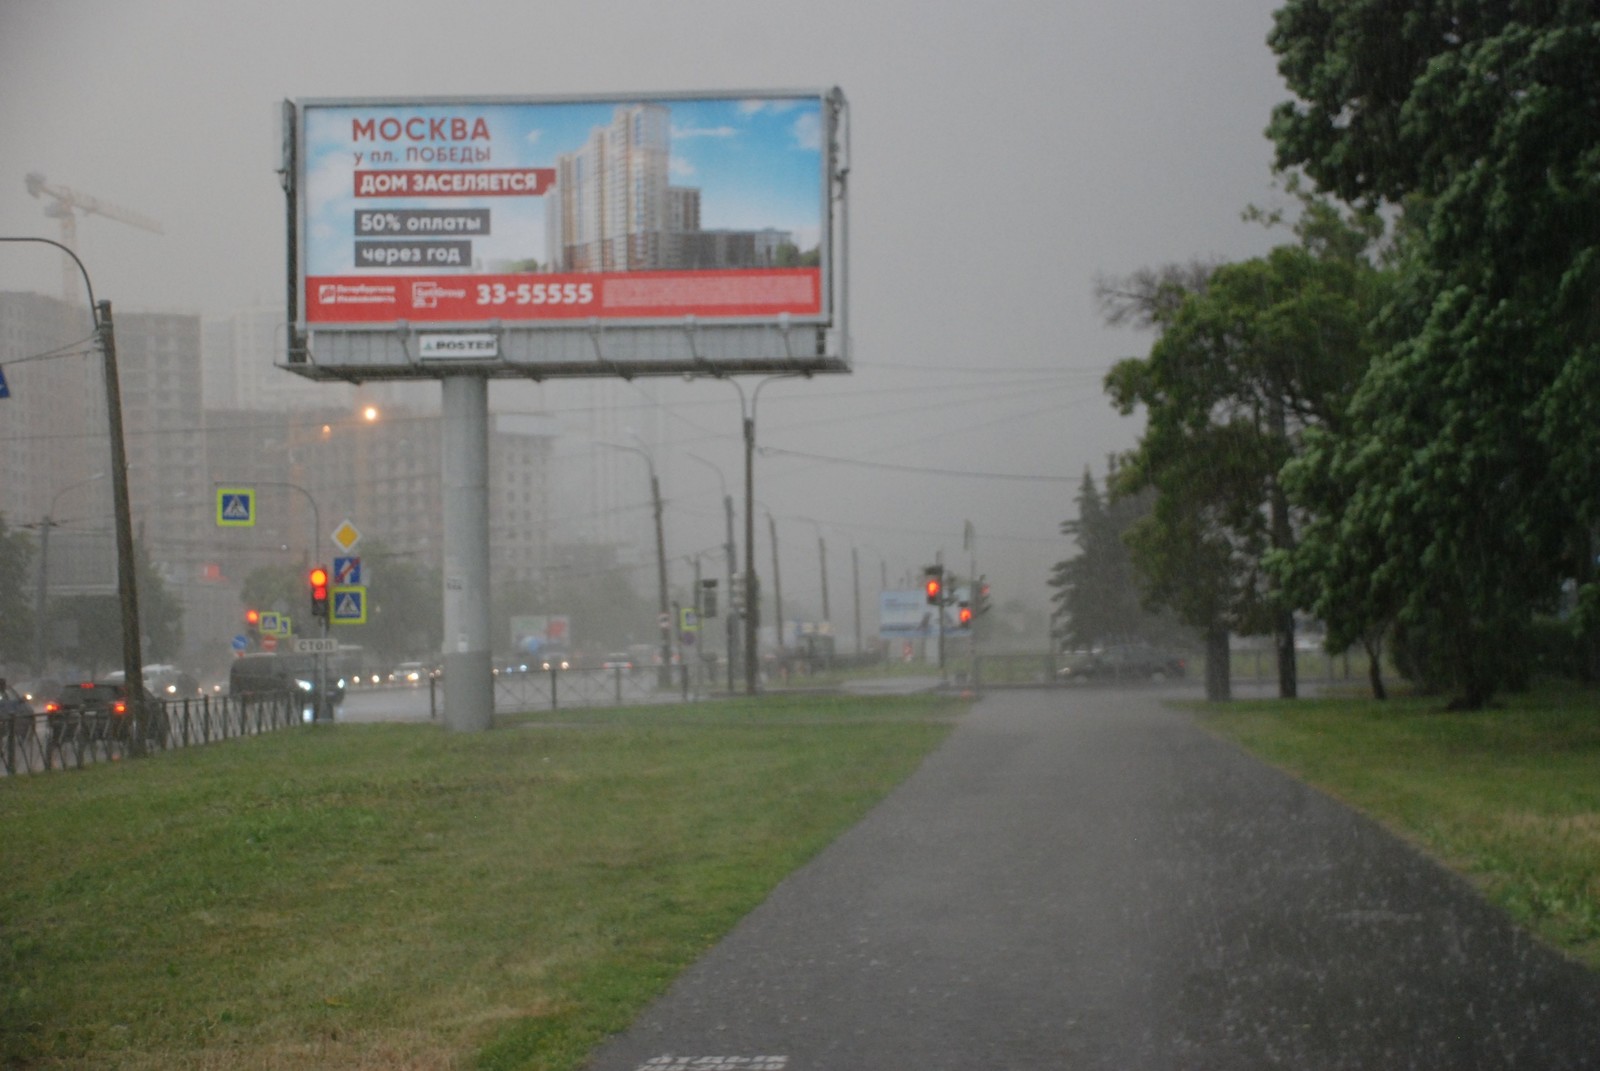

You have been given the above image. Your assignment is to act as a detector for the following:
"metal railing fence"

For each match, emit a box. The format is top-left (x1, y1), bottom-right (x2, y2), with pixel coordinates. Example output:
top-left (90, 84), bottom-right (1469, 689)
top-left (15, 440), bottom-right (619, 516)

top-left (2, 691), bottom-right (302, 778)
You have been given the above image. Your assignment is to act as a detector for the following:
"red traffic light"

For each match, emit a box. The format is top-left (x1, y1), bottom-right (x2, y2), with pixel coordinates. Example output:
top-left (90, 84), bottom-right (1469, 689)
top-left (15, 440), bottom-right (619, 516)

top-left (923, 566), bottom-right (943, 606)
top-left (309, 565), bottom-right (330, 618)
top-left (245, 608), bottom-right (260, 625)
top-left (958, 603), bottom-right (973, 625)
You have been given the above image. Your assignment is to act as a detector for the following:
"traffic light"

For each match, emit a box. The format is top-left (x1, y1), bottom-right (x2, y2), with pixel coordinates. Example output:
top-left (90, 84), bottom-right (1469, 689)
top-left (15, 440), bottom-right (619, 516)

top-left (958, 601), bottom-right (973, 626)
top-left (923, 565), bottom-right (943, 606)
top-left (975, 575), bottom-right (992, 616)
top-left (700, 578), bottom-right (718, 618)
top-left (245, 607), bottom-right (260, 643)
top-left (309, 565), bottom-right (330, 619)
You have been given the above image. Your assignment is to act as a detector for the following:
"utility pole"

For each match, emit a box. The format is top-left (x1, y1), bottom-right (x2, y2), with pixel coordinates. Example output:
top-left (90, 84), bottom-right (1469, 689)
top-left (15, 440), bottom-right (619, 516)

top-left (722, 492), bottom-right (737, 693)
top-left (744, 411), bottom-right (759, 693)
top-left (99, 302), bottom-right (148, 747)
top-left (818, 532), bottom-right (830, 623)
top-left (769, 512), bottom-right (785, 650)
top-left (649, 466), bottom-right (670, 689)
top-left (852, 545), bottom-right (861, 657)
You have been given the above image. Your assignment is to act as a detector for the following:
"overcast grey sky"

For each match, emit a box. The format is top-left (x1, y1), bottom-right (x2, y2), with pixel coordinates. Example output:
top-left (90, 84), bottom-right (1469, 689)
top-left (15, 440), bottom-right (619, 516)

top-left (1, 0), bottom-right (1293, 635)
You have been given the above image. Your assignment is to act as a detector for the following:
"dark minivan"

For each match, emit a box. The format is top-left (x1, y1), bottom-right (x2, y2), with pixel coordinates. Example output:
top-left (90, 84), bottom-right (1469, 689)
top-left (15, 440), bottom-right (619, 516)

top-left (229, 653), bottom-right (343, 719)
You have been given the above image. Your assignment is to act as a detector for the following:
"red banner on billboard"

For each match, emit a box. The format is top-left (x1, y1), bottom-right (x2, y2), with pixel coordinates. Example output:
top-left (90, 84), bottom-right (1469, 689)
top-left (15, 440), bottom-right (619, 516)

top-left (306, 268), bottom-right (821, 324)
top-left (353, 168), bottom-right (556, 197)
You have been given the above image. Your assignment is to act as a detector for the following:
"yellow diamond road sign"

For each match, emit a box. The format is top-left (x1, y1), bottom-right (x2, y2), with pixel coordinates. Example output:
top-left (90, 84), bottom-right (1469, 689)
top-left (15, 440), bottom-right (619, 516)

top-left (332, 520), bottom-right (361, 553)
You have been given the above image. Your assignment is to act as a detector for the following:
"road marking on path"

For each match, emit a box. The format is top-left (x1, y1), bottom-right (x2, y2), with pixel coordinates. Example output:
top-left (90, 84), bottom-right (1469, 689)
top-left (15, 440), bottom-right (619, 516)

top-left (636, 1058), bottom-right (788, 1070)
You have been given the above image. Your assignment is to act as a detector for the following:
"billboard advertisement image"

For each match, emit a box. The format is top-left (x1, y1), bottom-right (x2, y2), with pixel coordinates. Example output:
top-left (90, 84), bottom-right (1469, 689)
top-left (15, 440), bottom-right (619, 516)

top-left (297, 93), bottom-right (834, 331)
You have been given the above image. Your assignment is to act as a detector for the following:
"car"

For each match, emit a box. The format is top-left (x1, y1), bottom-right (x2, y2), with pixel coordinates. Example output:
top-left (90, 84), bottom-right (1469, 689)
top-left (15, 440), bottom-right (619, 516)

top-left (601, 652), bottom-right (634, 671)
top-left (45, 680), bottom-right (130, 751)
top-left (12, 677), bottom-right (62, 714)
top-left (229, 653), bottom-right (344, 719)
top-left (392, 661), bottom-right (429, 686)
top-left (0, 680), bottom-right (32, 721)
top-left (1057, 643), bottom-right (1187, 682)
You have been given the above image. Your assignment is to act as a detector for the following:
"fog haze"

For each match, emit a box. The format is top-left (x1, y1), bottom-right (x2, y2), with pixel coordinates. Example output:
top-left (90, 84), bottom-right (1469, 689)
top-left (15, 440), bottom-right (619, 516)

top-left (1, 0), bottom-right (1291, 635)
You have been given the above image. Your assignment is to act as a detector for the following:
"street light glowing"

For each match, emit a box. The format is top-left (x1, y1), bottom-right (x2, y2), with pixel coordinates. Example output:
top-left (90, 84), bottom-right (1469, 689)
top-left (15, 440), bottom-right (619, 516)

top-left (363, 406), bottom-right (379, 422)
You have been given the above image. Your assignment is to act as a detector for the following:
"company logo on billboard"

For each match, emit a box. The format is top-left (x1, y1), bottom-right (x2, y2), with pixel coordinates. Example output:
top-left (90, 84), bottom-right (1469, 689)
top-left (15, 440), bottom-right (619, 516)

top-left (412, 281), bottom-right (468, 309)
top-left (318, 282), bottom-right (398, 305)
top-left (418, 334), bottom-right (499, 359)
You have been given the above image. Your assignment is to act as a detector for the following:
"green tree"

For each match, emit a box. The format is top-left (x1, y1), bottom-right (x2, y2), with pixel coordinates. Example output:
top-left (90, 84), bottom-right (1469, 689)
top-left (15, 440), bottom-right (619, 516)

top-left (1267, 2), bottom-right (1600, 706)
top-left (1103, 194), bottom-right (1388, 698)
top-left (0, 515), bottom-right (35, 667)
top-left (355, 545), bottom-right (441, 665)
top-left (239, 563), bottom-right (303, 628)
top-left (1050, 467), bottom-right (1177, 651)
top-left (136, 542), bottom-right (184, 663)
top-left (47, 541), bottom-right (182, 676)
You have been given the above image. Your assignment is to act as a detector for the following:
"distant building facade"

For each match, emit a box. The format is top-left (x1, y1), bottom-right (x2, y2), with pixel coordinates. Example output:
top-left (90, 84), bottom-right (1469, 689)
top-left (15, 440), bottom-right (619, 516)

top-left (0, 291), bottom-right (562, 674)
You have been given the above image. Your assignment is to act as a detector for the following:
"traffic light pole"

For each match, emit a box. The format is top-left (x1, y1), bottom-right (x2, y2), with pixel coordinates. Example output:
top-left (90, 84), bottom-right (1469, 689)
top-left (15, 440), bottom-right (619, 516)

top-left (309, 565), bottom-right (331, 722)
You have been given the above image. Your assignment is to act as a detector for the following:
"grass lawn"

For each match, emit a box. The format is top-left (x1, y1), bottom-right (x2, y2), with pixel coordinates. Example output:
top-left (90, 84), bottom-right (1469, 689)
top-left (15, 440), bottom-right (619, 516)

top-left (0, 693), bottom-right (965, 1070)
top-left (1199, 684), bottom-right (1600, 969)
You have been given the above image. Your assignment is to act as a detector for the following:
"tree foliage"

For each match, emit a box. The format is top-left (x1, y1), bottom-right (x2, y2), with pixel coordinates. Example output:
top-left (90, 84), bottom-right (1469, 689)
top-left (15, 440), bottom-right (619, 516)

top-left (1102, 191), bottom-right (1390, 698)
top-left (0, 515), bottom-right (36, 667)
top-left (46, 541), bottom-right (182, 676)
top-left (1049, 468), bottom-right (1179, 650)
top-left (1268, 1), bottom-right (1600, 706)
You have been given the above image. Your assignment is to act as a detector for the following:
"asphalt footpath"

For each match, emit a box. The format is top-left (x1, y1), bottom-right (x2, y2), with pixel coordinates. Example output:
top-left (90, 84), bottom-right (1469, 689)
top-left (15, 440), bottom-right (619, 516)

top-left (582, 687), bottom-right (1600, 1071)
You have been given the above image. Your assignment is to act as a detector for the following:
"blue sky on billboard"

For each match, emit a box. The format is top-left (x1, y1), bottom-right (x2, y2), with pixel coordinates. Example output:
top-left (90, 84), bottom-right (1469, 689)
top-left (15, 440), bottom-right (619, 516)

top-left (302, 96), bottom-right (824, 276)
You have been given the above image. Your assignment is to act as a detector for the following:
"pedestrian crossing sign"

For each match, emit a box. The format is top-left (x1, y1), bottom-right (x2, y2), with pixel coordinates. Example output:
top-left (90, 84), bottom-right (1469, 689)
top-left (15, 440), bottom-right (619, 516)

top-left (331, 585), bottom-right (367, 625)
top-left (216, 488), bottom-right (255, 527)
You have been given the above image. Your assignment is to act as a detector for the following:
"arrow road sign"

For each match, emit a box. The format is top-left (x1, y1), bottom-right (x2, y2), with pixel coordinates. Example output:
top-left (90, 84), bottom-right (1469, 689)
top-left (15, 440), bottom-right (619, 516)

top-left (333, 555), bottom-right (361, 585)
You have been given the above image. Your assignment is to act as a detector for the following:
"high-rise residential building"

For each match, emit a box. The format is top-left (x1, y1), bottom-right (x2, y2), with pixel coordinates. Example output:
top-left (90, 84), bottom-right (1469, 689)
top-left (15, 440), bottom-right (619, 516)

top-left (203, 304), bottom-right (358, 412)
top-left (549, 102), bottom-right (673, 272)
top-left (546, 103), bottom-right (798, 274)
top-left (0, 292), bottom-right (108, 534)
top-left (3, 289), bottom-right (581, 673)
top-left (491, 413), bottom-right (558, 587)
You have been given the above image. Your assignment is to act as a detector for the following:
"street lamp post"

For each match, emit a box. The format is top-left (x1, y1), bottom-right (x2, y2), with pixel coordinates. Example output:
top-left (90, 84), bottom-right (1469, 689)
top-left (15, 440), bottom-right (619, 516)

top-left (215, 478), bottom-right (328, 718)
top-left (2, 238), bottom-right (146, 734)
top-left (601, 441), bottom-right (672, 688)
top-left (689, 454), bottom-right (738, 694)
top-left (723, 373), bottom-right (807, 695)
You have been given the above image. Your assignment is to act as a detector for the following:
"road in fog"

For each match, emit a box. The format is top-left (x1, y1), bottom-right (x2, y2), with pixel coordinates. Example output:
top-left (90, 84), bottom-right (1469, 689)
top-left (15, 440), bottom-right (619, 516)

top-left (583, 687), bottom-right (1600, 1070)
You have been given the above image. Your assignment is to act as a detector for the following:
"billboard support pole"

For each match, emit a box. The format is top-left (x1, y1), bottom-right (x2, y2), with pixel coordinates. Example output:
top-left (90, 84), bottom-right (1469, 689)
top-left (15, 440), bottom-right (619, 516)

top-left (440, 375), bottom-right (493, 731)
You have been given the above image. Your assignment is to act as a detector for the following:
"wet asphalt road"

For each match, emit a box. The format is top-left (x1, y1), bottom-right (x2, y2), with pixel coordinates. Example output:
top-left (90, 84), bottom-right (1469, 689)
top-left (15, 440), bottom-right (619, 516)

top-left (583, 686), bottom-right (1600, 1070)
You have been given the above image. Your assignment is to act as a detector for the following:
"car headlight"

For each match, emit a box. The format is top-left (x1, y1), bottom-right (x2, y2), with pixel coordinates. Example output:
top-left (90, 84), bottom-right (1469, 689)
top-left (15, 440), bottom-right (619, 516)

top-left (294, 678), bottom-right (315, 692)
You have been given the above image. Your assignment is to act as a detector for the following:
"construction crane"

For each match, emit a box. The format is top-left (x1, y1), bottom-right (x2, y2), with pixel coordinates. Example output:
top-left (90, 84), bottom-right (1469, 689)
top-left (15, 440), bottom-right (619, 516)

top-left (25, 171), bottom-right (164, 302)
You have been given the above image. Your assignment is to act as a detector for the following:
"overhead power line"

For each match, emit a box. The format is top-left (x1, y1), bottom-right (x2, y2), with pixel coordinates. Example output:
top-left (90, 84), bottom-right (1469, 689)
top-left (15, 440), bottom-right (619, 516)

top-left (756, 445), bottom-right (1076, 483)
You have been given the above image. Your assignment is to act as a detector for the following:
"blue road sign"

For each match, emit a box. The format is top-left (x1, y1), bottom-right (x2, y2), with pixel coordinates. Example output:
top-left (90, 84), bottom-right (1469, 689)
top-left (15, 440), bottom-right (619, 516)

top-left (333, 555), bottom-right (362, 585)
top-left (231, 634), bottom-right (249, 651)
top-left (217, 488), bottom-right (255, 527)
top-left (0, 365), bottom-right (10, 399)
top-left (331, 585), bottom-right (367, 625)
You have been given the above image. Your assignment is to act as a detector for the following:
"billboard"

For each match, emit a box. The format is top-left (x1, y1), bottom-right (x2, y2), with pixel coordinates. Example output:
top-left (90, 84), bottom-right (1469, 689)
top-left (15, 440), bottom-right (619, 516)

top-left (284, 89), bottom-right (849, 381)
top-left (878, 588), bottom-right (972, 640)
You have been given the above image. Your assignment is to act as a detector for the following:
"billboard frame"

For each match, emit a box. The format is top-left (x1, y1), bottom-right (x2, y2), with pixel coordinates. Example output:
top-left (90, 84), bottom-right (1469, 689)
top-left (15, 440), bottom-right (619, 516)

top-left (280, 87), bottom-right (849, 383)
